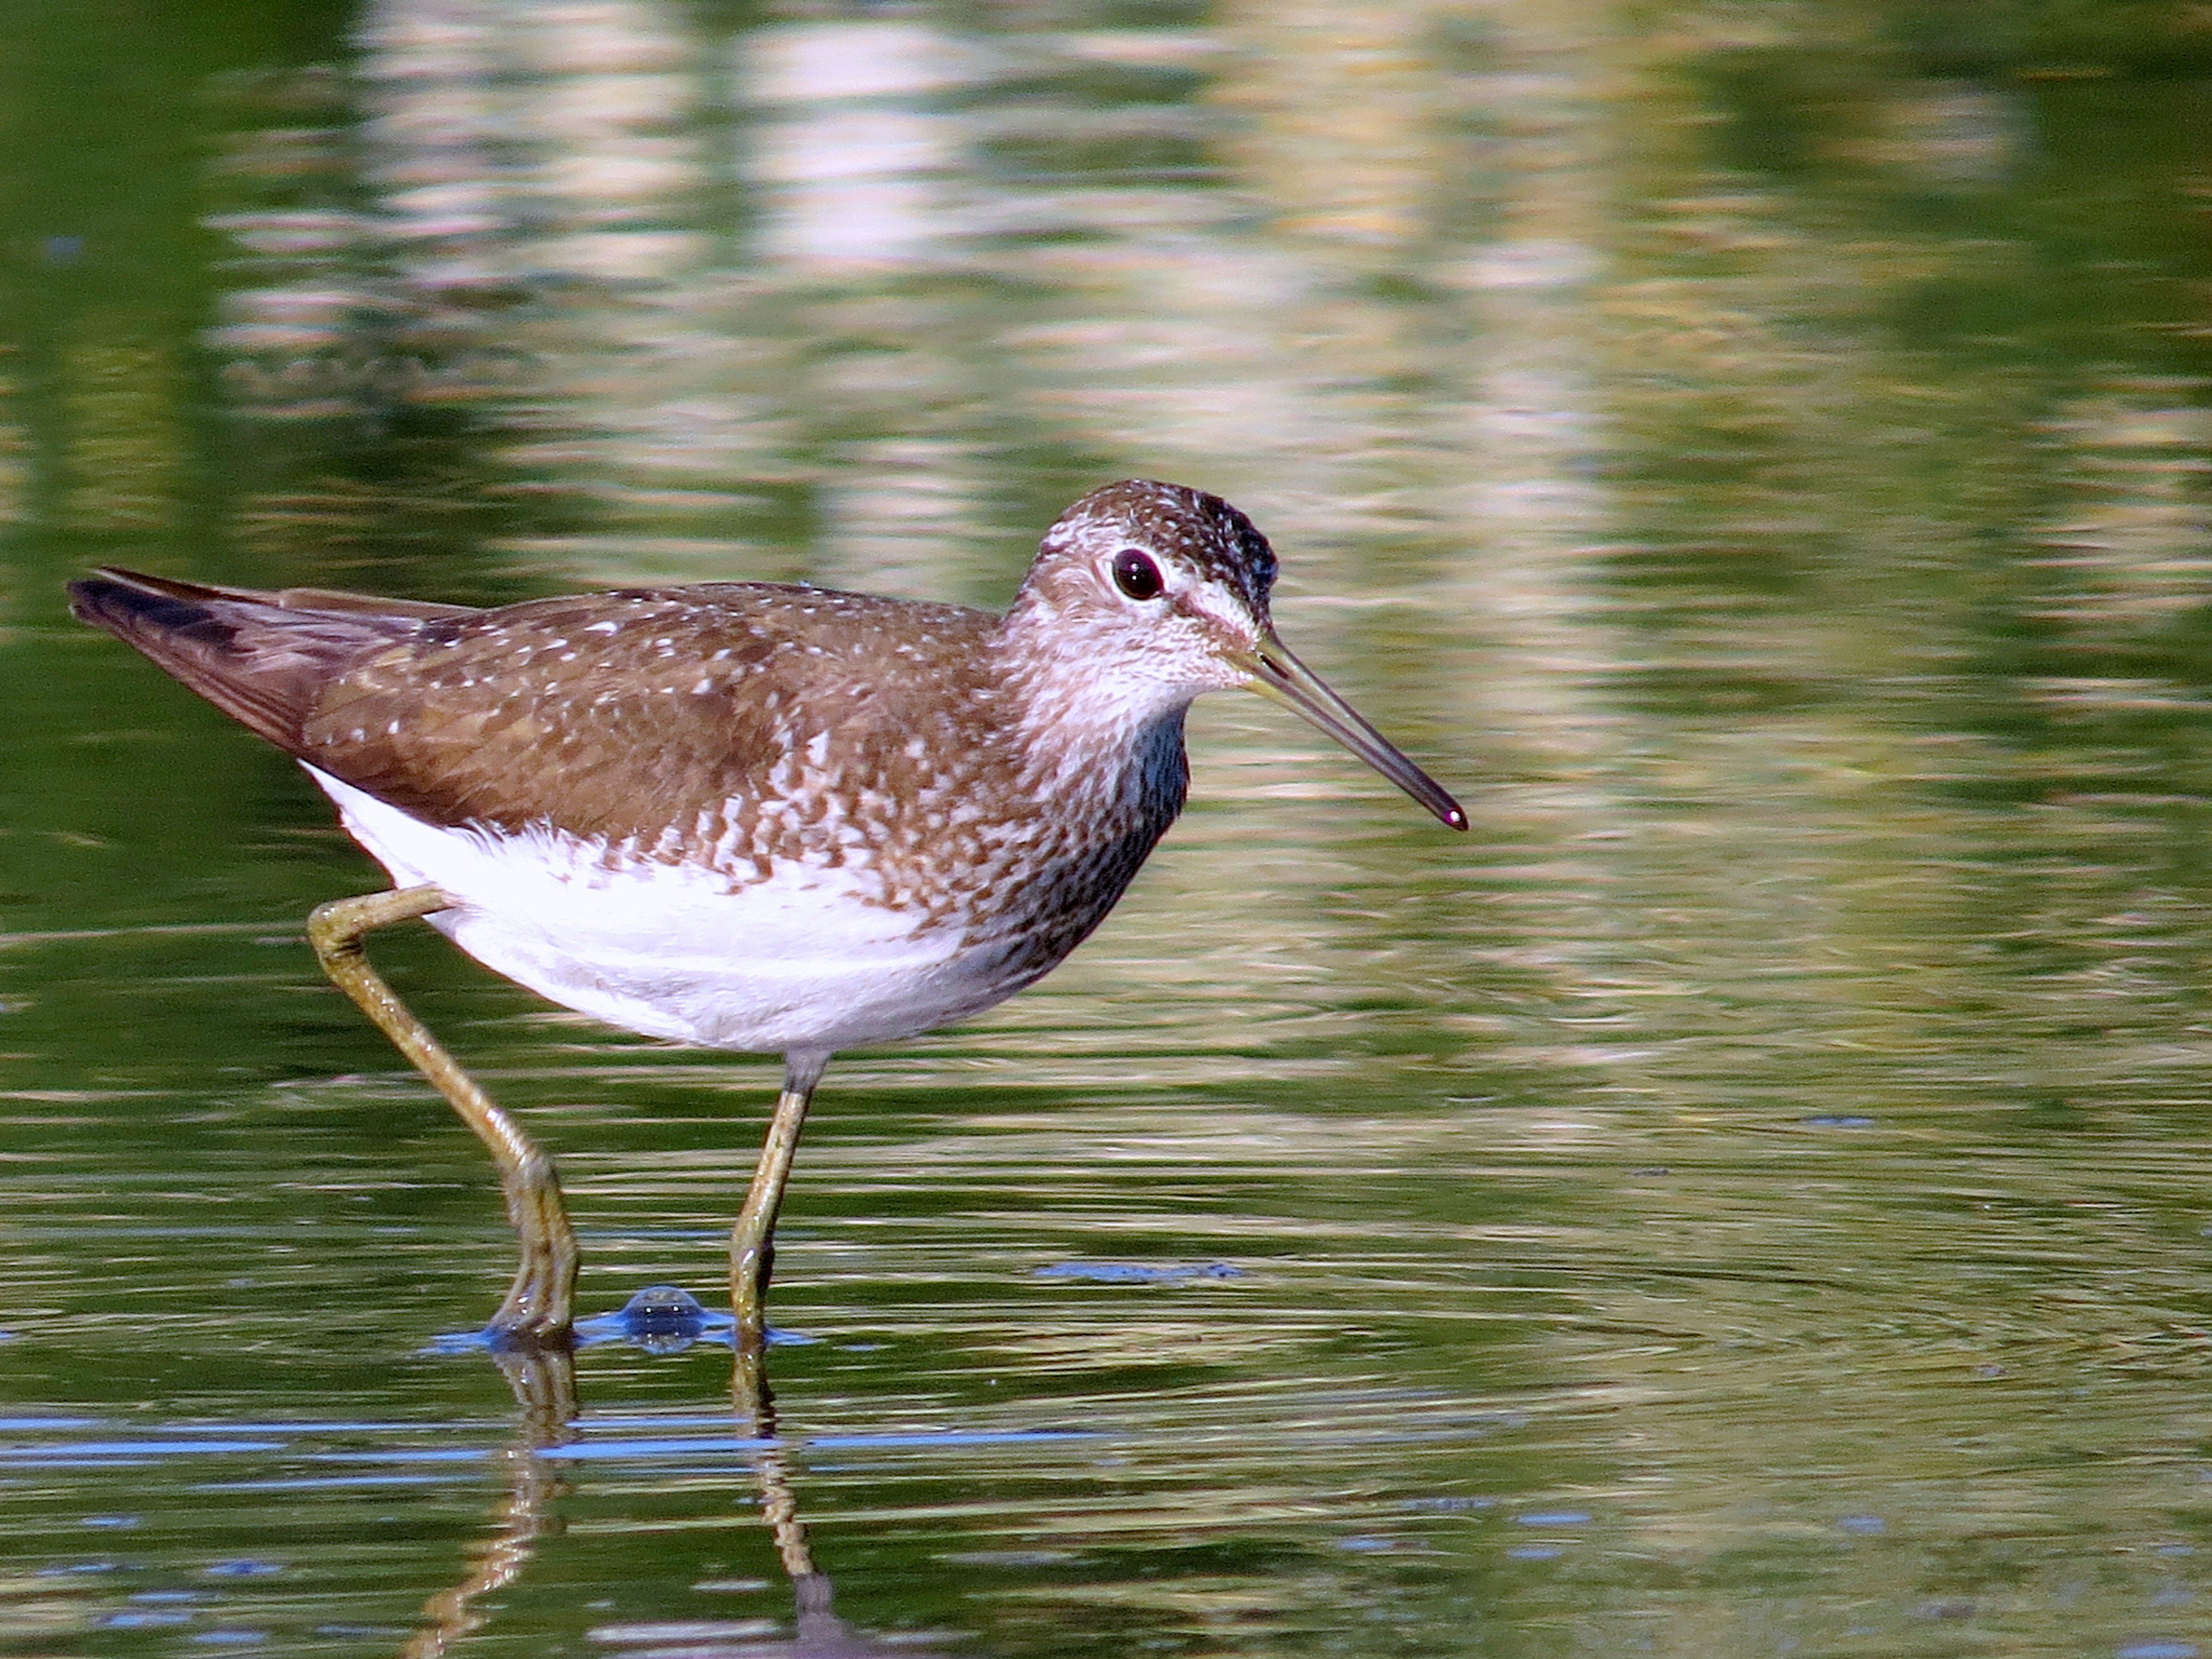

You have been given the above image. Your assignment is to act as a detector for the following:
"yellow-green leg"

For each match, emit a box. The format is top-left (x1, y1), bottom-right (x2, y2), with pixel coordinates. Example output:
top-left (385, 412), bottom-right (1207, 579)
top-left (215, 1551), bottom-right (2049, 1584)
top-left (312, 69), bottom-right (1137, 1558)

top-left (731, 1051), bottom-right (829, 1354)
top-left (307, 885), bottom-right (578, 1346)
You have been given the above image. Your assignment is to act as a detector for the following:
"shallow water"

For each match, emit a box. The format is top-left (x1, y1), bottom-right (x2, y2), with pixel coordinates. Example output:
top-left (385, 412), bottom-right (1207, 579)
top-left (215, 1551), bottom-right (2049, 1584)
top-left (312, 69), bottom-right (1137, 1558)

top-left (8, 3), bottom-right (2212, 1655)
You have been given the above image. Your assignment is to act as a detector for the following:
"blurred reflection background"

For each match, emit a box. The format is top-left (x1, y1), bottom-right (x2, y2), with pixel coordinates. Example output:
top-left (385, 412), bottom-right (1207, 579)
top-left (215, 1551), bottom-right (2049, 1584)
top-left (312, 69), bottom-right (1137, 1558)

top-left (8, 3), bottom-right (2212, 1657)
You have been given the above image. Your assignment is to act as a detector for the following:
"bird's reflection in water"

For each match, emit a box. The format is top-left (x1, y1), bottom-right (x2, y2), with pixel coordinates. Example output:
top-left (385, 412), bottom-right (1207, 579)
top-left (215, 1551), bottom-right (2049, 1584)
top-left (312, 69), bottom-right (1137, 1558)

top-left (403, 1292), bottom-right (951, 1659)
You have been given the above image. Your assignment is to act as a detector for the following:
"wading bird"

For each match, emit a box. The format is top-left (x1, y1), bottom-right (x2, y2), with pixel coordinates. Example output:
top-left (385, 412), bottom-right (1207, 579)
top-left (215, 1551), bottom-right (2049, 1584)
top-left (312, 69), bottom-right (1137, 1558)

top-left (71, 480), bottom-right (1464, 1348)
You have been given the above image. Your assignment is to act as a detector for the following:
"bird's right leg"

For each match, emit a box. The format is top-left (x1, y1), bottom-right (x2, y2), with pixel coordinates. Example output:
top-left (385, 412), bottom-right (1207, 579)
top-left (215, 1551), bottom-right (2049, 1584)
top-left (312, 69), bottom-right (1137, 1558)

top-left (307, 886), bottom-right (578, 1346)
top-left (730, 1051), bottom-right (830, 1356)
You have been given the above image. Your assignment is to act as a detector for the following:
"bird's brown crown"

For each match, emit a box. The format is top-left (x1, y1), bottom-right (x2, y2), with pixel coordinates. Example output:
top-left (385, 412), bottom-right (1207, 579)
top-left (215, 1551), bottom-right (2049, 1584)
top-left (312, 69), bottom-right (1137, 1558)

top-left (1021, 479), bottom-right (1278, 620)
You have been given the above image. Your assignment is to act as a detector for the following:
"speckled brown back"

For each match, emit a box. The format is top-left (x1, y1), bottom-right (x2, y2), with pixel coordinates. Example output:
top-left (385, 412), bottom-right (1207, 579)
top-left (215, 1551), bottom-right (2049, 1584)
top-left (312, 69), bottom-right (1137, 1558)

top-left (301, 585), bottom-right (1007, 858)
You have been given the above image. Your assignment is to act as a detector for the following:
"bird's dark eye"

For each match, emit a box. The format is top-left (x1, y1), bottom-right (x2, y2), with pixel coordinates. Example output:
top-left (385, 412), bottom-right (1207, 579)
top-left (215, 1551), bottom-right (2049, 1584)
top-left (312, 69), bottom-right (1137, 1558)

top-left (1112, 548), bottom-right (1164, 601)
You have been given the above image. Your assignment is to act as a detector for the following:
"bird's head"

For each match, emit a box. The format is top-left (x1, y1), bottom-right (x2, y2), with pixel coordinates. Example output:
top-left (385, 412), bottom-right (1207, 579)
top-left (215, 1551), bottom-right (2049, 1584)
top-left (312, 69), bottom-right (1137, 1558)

top-left (1008, 479), bottom-right (1464, 830)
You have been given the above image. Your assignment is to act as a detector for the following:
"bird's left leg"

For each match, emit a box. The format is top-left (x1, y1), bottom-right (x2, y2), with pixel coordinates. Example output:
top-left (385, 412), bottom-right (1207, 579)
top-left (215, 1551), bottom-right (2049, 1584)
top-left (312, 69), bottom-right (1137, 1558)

top-left (307, 885), bottom-right (580, 1345)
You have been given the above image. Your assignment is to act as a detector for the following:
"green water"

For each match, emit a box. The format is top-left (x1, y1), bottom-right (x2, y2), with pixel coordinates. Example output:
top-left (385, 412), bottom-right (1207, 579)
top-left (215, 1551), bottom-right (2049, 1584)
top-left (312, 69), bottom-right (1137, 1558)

top-left (8, 2), bottom-right (2212, 1655)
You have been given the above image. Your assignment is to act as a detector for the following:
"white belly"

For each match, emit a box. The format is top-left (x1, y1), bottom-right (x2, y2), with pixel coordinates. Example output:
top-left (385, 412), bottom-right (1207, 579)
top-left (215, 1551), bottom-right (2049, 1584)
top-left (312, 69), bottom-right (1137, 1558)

top-left (305, 766), bottom-right (991, 1055)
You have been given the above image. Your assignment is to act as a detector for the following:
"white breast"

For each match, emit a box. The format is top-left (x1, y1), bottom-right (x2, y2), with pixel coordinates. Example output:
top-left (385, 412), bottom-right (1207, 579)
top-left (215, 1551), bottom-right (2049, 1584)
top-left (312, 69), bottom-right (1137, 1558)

top-left (304, 766), bottom-right (993, 1055)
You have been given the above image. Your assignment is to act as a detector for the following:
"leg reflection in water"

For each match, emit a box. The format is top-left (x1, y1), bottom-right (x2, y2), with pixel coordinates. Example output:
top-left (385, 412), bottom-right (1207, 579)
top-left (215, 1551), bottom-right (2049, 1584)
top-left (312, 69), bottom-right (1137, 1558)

top-left (734, 1343), bottom-right (917, 1657)
top-left (407, 1313), bottom-right (952, 1659)
top-left (401, 1345), bottom-right (578, 1659)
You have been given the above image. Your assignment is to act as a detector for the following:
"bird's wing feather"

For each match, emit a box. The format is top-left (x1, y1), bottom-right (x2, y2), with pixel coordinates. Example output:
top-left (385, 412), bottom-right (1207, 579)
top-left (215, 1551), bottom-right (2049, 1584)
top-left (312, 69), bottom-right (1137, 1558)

top-left (68, 567), bottom-right (433, 751)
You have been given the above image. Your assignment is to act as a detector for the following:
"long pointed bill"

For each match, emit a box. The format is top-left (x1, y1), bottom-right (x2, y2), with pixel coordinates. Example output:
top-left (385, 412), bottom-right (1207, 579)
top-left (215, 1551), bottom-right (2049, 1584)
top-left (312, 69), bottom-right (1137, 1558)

top-left (1234, 630), bottom-right (1468, 831)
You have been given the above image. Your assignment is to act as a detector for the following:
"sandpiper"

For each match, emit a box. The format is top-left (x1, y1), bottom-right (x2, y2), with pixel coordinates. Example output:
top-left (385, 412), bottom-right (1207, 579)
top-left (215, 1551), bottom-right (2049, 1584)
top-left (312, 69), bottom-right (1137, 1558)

top-left (70, 479), bottom-right (1464, 1348)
